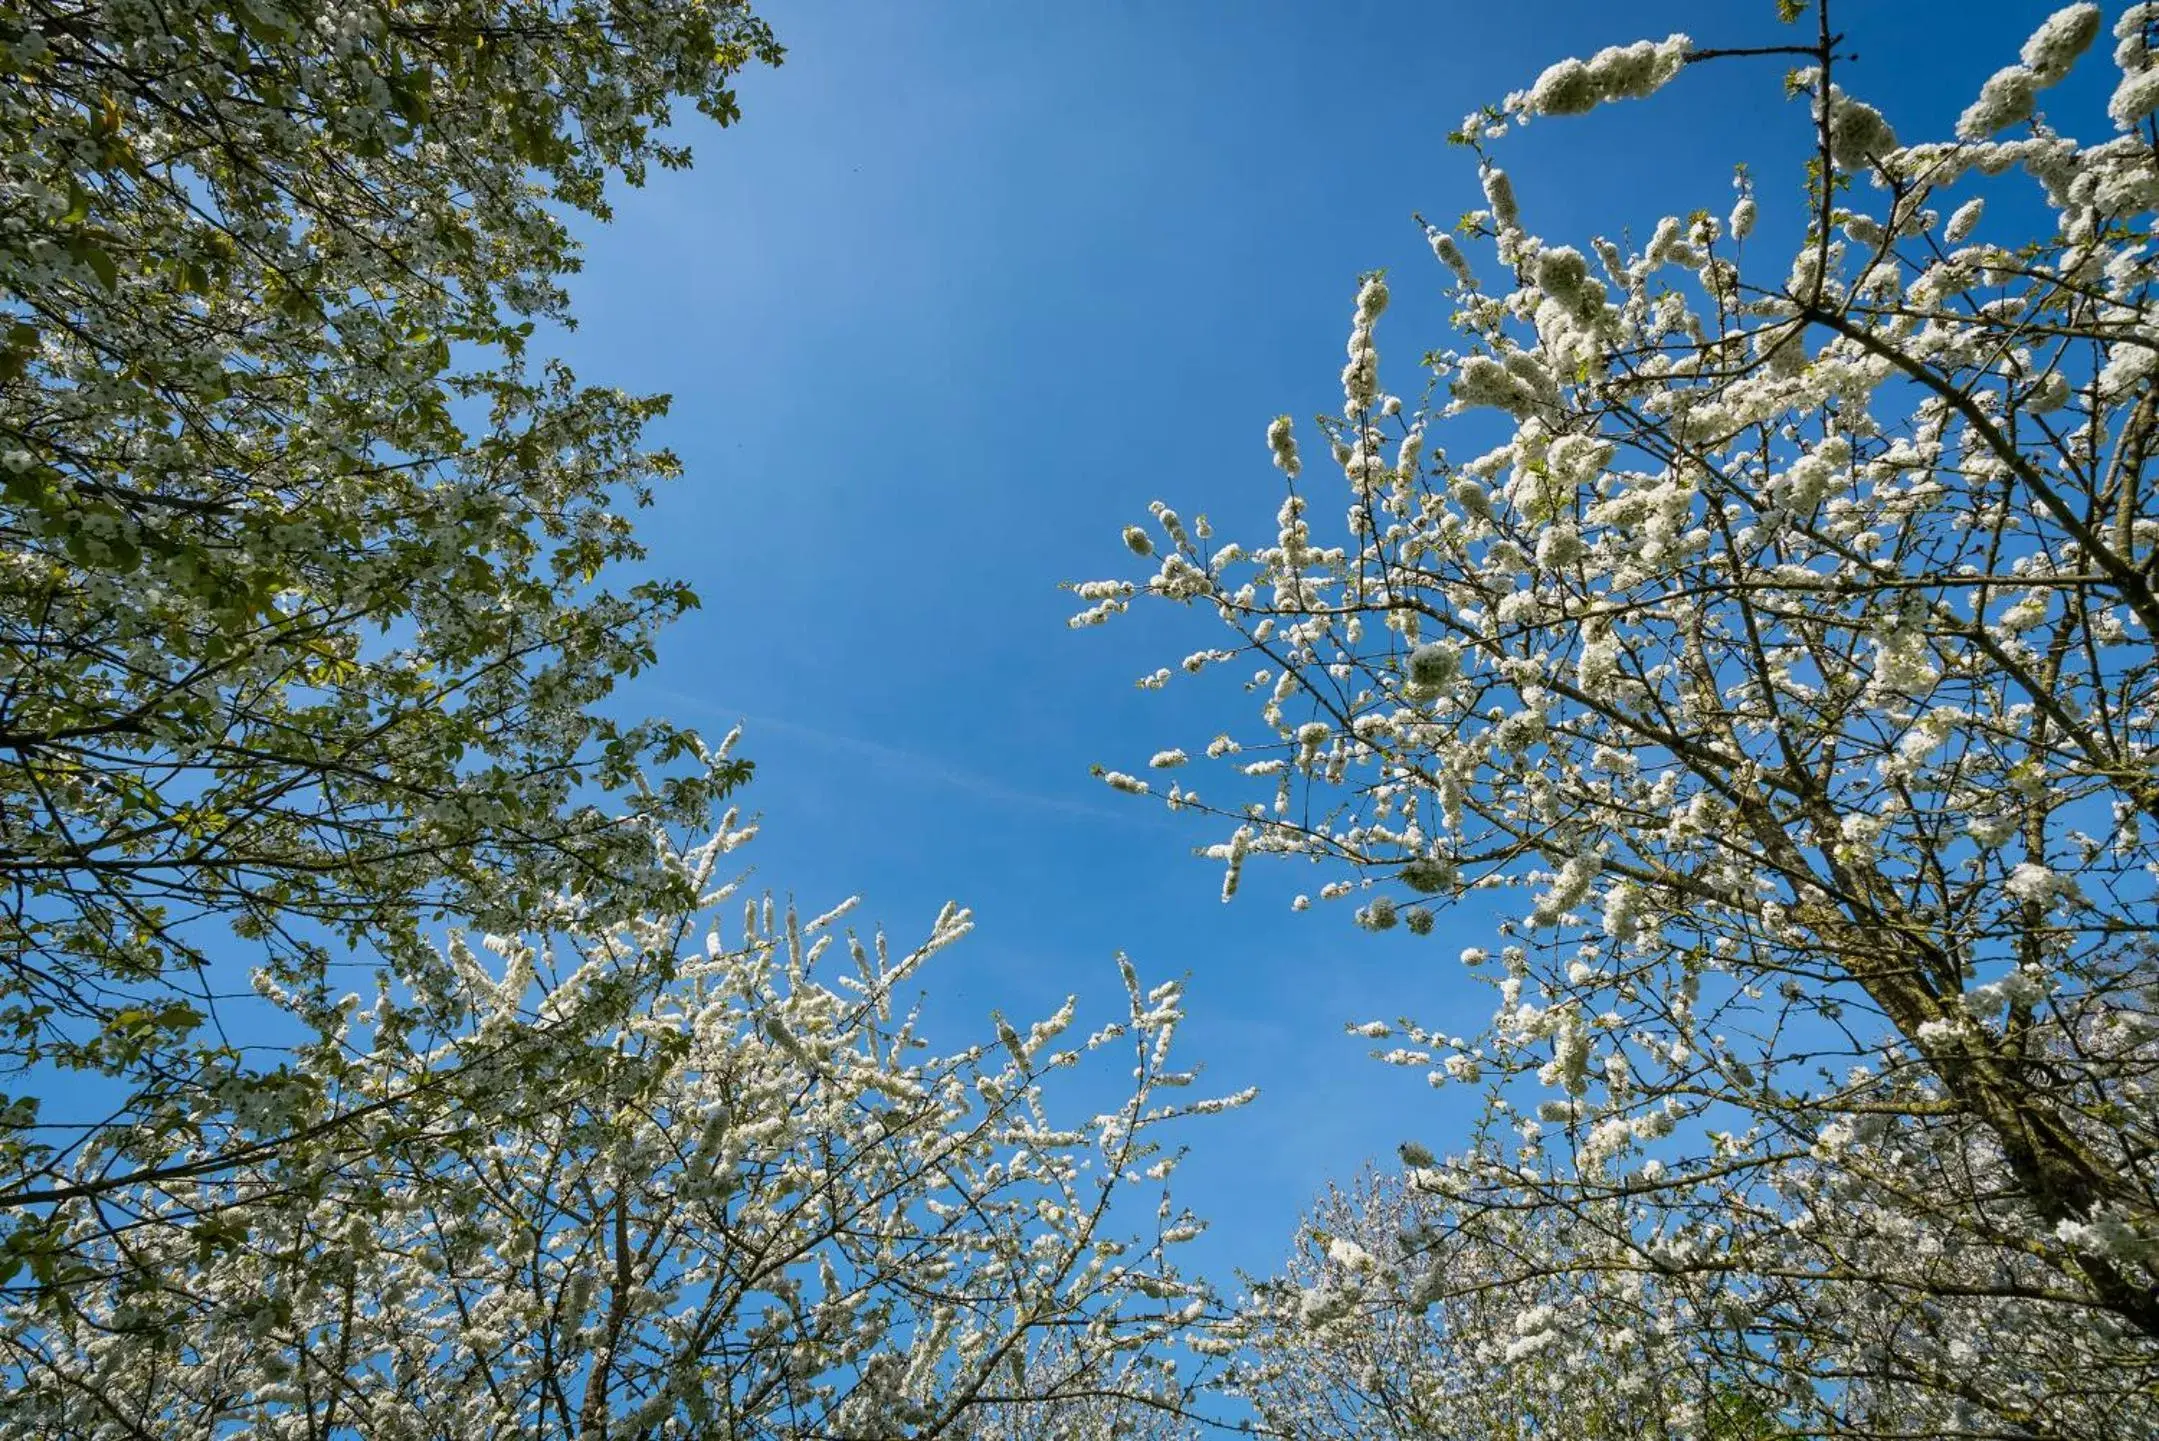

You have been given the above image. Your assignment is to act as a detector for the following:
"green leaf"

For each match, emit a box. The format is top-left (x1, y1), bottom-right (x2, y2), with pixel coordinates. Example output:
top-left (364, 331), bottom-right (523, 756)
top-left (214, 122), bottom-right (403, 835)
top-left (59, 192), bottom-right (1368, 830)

top-left (80, 243), bottom-right (118, 290)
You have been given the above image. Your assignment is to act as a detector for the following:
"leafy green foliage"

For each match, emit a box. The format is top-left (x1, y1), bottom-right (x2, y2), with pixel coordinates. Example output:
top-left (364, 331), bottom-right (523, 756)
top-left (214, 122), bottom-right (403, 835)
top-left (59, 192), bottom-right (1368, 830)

top-left (0, 0), bottom-right (773, 1265)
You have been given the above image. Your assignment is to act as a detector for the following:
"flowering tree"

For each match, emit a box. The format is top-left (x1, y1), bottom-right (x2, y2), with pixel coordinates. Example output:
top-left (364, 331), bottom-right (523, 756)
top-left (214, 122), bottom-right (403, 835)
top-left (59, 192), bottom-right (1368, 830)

top-left (0, 778), bottom-right (1248, 1437)
top-left (0, 1), bottom-right (771, 1263)
top-left (940, 1326), bottom-right (1217, 1441)
top-left (1232, 1166), bottom-right (1784, 1440)
top-left (1081, 3), bottom-right (2159, 1434)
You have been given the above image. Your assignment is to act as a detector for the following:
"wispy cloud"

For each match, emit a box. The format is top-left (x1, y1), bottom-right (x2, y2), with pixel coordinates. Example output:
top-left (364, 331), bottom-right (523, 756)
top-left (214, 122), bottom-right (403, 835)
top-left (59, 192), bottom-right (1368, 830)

top-left (651, 689), bottom-right (1167, 828)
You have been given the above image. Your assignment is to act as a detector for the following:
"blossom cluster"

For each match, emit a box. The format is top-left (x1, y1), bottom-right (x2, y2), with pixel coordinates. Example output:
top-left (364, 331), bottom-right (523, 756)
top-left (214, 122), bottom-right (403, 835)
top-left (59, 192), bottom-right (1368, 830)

top-left (1080, 5), bottom-right (2159, 1434)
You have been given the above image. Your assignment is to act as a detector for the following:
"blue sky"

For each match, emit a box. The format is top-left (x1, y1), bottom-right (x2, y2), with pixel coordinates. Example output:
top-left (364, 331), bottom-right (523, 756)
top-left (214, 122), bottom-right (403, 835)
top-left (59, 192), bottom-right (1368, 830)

top-left (560, 0), bottom-right (2100, 1289)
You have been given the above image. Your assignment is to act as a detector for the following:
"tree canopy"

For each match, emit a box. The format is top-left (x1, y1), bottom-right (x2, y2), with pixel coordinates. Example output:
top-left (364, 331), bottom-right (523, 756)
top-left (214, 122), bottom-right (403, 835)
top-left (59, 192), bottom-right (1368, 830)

top-left (0, 796), bottom-right (1244, 1439)
top-left (0, 11), bottom-right (1258, 1437)
top-left (1232, 1167), bottom-right (1786, 1440)
top-left (21, 0), bottom-right (2159, 1436)
top-left (0, 0), bottom-right (770, 1221)
top-left (1085, 3), bottom-right (2159, 1434)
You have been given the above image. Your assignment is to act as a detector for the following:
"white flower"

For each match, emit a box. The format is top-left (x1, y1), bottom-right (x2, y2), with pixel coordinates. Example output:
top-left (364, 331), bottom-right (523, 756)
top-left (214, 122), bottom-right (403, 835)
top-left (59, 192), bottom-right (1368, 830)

top-left (1995, 594), bottom-right (2049, 633)
top-left (1524, 57), bottom-right (1599, 115)
top-left (1534, 245), bottom-right (1602, 322)
top-left (1296, 1283), bottom-right (1354, 1329)
top-left (1355, 275), bottom-right (1389, 322)
top-left (1576, 632), bottom-right (1620, 693)
top-left (1601, 881), bottom-right (1642, 941)
top-left (2110, 66), bottom-right (2159, 130)
top-left (1426, 226), bottom-right (1475, 287)
top-left (1481, 166), bottom-right (1520, 229)
top-left (2021, 4), bottom-right (2102, 86)
top-left (2098, 338), bottom-right (2158, 400)
top-left (1535, 523), bottom-right (1585, 569)
top-left (1532, 854), bottom-right (1599, 926)
top-left (1588, 34), bottom-right (1690, 100)
top-left (1518, 34), bottom-right (1689, 116)
top-left (2004, 862), bottom-right (2063, 903)
top-left (1823, 88), bottom-right (1896, 167)
top-left (1266, 414), bottom-right (1301, 477)
top-left (2116, 3), bottom-right (2159, 69)
top-left (1868, 625), bottom-right (1940, 698)
top-left (1960, 66), bottom-right (2039, 139)
top-left (1148, 748), bottom-right (1187, 769)
top-left (1326, 1237), bottom-right (1377, 1272)
top-left (1451, 354), bottom-right (1538, 415)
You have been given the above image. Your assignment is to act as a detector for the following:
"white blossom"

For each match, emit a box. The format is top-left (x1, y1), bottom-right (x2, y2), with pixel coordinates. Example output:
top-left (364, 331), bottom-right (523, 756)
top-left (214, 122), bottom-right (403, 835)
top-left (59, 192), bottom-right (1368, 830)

top-left (1514, 34), bottom-right (1689, 117)
top-left (1092, 12), bottom-right (2159, 1434)
top-left (1960, 66), bottom-right (2040, 139)
top-left (2022, 4), bottom-right (2103, 84)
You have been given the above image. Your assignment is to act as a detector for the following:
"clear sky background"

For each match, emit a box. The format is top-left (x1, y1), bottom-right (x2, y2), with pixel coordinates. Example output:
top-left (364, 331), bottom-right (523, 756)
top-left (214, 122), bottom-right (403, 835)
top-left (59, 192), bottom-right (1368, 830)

top-left (557, 0), bottom-right (2101, 1290)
